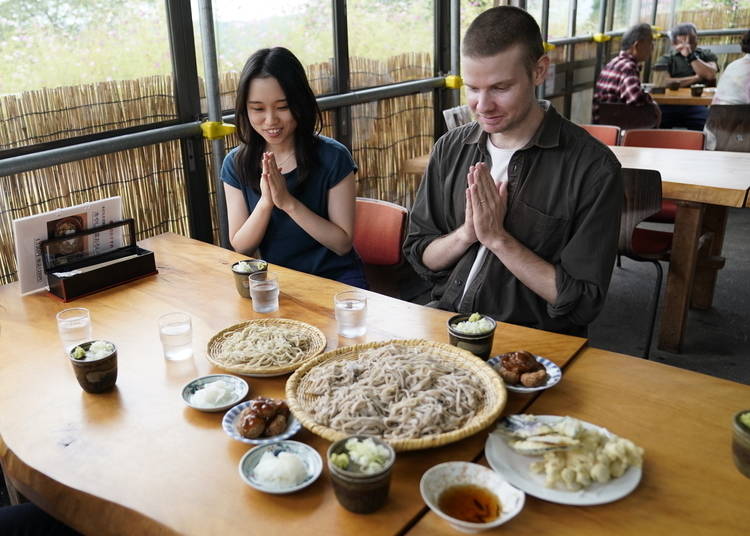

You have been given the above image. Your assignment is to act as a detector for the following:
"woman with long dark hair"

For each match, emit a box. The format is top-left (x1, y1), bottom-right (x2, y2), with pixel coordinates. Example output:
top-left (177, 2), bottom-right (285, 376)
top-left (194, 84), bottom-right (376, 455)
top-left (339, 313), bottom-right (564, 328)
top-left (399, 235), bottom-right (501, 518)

top-left (222, 47), bottom-right (366, 288)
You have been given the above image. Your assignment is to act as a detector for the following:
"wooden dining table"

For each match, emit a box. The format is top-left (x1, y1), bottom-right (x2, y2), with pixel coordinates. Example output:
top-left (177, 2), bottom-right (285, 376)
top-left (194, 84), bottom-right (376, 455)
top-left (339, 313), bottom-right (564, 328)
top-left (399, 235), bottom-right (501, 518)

top-left (402, 146), bottom-right (750, 353)
top-left (407, 347), bottom-right (750, 535)
top-left (650, 87), bottom-right (714, 106)
top-left (0, 233), bottom-right (586, 536)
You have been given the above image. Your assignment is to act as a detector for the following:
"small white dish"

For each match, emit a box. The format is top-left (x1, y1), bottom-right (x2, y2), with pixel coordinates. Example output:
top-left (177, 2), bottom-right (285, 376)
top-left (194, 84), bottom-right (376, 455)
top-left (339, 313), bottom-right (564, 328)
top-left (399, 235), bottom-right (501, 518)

top-left (181, 374), bottom-right (249, 412)
top-left (487, 354), bottom-right (562, 393)
top-left (420, 462), bottom-right (524, 533)
top-left (223, 400), bottom-right (302, 445)
top-left (239, 440), bottom-right (322, 494)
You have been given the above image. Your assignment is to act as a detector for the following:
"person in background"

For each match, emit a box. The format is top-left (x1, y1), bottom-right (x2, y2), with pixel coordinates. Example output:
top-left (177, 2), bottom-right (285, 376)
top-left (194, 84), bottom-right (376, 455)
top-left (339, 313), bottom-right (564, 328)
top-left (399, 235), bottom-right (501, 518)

top-left (592, 22), bottom-right (661, 127)
top-left (655, 23), bottom-right (718, 130)
top-left (403, 6), bottom-right (622, 336)
top-left (704, 29), bottom-right (750, 150)
top-left (221, 47), bottom-right (366, 288)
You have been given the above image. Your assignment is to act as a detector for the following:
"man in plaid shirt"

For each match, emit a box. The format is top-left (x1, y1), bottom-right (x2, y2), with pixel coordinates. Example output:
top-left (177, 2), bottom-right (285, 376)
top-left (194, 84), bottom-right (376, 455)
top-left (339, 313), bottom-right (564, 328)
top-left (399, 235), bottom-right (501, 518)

top-left (593, 23), bottom-right (661, 126)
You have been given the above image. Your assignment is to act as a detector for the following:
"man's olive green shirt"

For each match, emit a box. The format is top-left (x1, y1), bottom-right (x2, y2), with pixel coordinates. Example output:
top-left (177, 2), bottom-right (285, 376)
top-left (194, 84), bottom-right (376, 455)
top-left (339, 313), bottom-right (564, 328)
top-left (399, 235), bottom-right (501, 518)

top-left (403, 104), bottom-right (623, 336)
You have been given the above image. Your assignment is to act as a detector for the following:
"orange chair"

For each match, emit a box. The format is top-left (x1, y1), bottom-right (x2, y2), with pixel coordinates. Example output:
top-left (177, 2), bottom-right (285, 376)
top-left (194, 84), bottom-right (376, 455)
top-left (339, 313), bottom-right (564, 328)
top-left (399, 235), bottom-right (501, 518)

top-left (581, 124), bottom-right (621, 146)
top-left (622, 129), bottom-right (705, 222)
top-left (353, 198), bottom-right (408, 297)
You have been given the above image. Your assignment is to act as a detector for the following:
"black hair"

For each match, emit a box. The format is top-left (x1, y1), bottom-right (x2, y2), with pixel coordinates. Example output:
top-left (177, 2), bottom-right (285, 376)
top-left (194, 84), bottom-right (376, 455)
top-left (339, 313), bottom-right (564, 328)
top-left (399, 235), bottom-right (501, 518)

top-left (670, 22), bottom-right (698, 44)
top-left (621, 23), bottom-right (653, 51)
top-left (462, 6), bottom-right (544, 77)
top-left (234, 47), bottom-right (322, 192)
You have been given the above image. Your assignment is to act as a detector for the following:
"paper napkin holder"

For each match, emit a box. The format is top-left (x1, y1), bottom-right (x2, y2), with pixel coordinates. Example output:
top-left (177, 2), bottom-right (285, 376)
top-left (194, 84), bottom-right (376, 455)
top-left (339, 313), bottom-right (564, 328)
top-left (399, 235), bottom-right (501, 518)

top-left (40, 218), bottom-right (157, 301)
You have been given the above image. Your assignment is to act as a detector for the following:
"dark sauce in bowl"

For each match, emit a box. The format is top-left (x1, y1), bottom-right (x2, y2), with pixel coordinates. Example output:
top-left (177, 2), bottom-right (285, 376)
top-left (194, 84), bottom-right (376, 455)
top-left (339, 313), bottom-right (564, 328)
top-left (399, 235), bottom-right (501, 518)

top-left (438, 484), bottom-right (501, 524)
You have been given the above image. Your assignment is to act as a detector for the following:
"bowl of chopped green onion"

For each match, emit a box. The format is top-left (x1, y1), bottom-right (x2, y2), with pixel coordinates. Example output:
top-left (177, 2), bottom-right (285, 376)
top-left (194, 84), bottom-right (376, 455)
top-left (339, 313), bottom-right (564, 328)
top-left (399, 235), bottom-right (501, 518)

top-left (447, 313), bottom-right (497, 360)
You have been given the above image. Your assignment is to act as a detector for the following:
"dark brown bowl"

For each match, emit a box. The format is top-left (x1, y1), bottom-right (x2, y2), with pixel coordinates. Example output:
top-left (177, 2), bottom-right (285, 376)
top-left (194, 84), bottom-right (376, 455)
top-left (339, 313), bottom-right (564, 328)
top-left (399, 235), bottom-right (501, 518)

top-left (68, 340), bottom-right (118, 393)
top-left (690, 84), bottom-right (705, 97)
top-left (447, 314), bottom-right (497, 360)
top-left (231, 259), bottom-right (267, 298)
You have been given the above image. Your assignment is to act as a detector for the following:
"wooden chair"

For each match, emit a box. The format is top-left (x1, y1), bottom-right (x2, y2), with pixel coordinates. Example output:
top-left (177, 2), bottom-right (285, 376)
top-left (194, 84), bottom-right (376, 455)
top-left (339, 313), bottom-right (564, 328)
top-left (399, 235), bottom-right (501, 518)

top-left (704, 104), bottom-right (750, 152)
top-left (622, 129), bottom-right (705, 223)
top-left (353, 197), bottom-right (408, 297)
top-left (581, 124), bottom-right (621, 145)
top-left (618, 168), bottom-right (673, 359)
top-left (597, 102), bottom-right (660, 130)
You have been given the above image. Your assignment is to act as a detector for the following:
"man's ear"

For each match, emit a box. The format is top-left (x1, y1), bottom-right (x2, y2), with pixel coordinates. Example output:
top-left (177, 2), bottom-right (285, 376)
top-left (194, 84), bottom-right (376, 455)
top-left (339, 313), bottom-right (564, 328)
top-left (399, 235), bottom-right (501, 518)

top-left (533, 55), bottom-right (550, 87)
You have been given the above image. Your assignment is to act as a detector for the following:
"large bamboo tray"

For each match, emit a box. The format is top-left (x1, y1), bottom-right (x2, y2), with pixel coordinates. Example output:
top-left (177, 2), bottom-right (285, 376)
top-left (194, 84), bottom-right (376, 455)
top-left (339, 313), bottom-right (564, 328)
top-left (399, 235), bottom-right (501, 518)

top-left (286, 339), bottom-right (506, 451)
top-left (206, 318), bottom-right (326, 377)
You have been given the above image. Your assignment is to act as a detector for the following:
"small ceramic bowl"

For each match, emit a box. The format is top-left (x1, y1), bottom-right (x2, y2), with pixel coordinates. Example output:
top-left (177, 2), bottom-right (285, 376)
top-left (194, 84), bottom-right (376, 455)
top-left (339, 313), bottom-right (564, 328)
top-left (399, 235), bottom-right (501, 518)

top-left (420, 462), bottom-right (525, 533)
top-left (447, 314), bottom-right (497, 360)
top-left (327, 435), bottom-right (396, 513)
top-left (223, 400), bottom-right (301, 445)
top-left (231, 259), bottom-right (268, 298)
top-left (239, 440), bottom-right (322, 494)
top-left (732, 409), bottom-right (750, 478)
top-left (690, 83), bottom-right (706, 97)
top-left (181, 374), bottom-right (249, 412)
top-left (68, 340), bottom-right (118, 393)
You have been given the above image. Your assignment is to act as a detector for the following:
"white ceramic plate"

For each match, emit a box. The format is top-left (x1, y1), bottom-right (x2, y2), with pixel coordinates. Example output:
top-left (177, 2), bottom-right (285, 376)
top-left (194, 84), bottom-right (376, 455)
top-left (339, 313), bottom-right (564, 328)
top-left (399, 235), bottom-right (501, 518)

top-left (238, 440), bottom-right (322, 494)
top-left (223, 400), bottom-right (302, 445)
top-left (181, 374), bottom-right (249, 412)
top-left (486, 355), bottom-right (562, 393)
top-left (485, 415), bottom-right (642, 505)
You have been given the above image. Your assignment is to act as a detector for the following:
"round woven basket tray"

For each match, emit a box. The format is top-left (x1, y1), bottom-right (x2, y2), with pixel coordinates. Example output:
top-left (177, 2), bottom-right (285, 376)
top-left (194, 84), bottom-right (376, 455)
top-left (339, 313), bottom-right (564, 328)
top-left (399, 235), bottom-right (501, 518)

top-left (206, 318), bottom-right (327, 376)
top-left (286, 339), bottom-right (507, 451)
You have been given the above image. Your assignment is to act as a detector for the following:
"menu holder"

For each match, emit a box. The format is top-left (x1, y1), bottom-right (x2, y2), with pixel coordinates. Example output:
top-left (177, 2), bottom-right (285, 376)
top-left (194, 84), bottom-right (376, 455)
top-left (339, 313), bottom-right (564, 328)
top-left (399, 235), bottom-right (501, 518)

top-left (40, 218), bottom-right (157, 302)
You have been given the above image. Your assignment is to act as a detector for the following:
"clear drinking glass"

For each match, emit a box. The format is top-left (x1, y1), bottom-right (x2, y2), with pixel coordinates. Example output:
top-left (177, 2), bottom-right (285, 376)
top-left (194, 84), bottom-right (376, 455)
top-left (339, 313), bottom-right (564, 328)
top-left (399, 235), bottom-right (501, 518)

top-left (334, 290), bottom-right (367, 338)
top-left (249, 271), bottom-right (279, 313)
top-left (158, 312), bottom-right (193, 361)
top-left (56, 307), bottom-right (92, 355)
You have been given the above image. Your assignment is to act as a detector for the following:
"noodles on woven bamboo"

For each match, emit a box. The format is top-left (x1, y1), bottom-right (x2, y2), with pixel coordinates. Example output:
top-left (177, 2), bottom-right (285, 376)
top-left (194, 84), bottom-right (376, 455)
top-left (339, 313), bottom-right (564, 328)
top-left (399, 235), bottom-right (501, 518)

top-left (298, 343), bottom-right (485, 439)
top-left (214, 324), bottom-right (313, 369)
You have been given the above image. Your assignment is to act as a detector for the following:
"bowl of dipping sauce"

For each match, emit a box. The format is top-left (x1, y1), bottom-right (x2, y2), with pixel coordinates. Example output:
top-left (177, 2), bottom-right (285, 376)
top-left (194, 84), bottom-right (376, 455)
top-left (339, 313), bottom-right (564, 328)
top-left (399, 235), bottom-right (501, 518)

top-left (231, 259), bottom-right (267, 298)
top-left (68, 340), bottom-right (118, 393)
top-left (420, 462), bottom-right (525, 533)
top-left (447, 313), bottom-right (497, 360)
top-left (732, 410), bottom-right (750, 478)
top-left (327, 435), bottom-right (396, 514)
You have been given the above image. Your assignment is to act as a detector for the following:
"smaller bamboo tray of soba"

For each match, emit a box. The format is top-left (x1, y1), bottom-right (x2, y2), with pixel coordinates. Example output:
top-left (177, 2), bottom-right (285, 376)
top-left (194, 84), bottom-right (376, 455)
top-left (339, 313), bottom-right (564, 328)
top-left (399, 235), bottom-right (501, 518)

top-left (286, 339), bottom-right (507, 451)
top-left (206, 318), bottom-right (326, 377)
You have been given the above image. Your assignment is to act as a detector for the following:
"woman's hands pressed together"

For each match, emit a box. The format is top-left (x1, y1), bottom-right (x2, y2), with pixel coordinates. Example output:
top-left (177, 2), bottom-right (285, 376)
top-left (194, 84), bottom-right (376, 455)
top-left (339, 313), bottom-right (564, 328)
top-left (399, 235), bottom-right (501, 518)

top-left (261, 152), bottom-right (296, 213)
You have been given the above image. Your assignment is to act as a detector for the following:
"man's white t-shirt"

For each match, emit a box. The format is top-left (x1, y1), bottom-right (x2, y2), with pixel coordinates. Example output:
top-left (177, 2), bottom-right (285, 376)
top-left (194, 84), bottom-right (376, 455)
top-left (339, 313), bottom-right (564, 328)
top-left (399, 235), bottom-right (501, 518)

top-left (460, 139), bottom-right (515, 302)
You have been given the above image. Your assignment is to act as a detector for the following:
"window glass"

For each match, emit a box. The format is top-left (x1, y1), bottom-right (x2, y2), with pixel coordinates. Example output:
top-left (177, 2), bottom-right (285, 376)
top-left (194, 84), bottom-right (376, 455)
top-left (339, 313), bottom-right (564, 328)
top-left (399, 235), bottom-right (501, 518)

top-left (346, 0), bottom-right (433, 89)
top-left (198, 0), bottom-right (335, 109)
top-left (0, 0), bottom-right (175, 150)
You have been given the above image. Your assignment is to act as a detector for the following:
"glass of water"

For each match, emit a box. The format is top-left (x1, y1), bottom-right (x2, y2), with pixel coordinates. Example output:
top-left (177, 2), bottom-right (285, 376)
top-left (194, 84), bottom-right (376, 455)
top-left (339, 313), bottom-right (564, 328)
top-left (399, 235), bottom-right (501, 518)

top-left (158, 312), bottom-right (193, 361)
top-left (56, 307), bottom-right (92, 355)
top-left (334, 290), bottom-right (367, 338)
top-left (249, 271), bottom-right (279, 313)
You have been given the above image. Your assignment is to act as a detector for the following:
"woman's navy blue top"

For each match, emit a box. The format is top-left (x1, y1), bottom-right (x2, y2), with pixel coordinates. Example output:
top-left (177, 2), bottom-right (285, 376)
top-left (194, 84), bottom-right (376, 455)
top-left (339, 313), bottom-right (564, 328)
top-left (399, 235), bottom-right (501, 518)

top-left (221, 135), bottom-right (362, 282)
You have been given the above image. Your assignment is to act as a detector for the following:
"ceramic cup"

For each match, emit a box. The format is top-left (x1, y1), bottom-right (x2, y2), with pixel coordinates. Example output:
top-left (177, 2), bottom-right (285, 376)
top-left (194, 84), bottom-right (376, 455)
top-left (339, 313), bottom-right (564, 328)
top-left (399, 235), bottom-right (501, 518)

top-left (732, 410), bottom-right (750, 479)
top-left (327, 435), bottom-right (396, 514)
top-left (68, 340), bottom-right (118, 393)
top-left (690, 83), bottom-right (705, 97)
top-left (231, 259), bottom-right (268, 298)
top-left (447, 314), bottom-right (497, 360)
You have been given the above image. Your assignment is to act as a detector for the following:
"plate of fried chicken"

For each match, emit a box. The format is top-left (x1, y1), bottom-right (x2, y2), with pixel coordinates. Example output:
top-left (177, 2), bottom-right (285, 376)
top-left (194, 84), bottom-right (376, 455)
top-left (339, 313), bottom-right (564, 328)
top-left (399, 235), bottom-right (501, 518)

top-left (487, 351), bottom-right (562, 393)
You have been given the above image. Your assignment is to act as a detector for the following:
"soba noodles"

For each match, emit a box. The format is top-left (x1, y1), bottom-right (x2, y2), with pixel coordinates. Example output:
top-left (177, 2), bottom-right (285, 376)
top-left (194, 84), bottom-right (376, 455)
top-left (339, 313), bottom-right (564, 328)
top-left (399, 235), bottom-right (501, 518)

top-left (298, 343), bottom-right (485, 439)
top-left (214, 324), bottom-right (314, 370)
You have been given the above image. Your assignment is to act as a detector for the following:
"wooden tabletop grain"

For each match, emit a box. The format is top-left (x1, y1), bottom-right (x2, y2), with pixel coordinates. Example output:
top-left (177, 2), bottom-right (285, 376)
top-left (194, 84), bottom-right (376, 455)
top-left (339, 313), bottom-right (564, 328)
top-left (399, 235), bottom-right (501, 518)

top-left (651, 87), bottom-right (714, 106)
top-left (408, 347), bottom-right (750, 535)
top-left (0, 233), bottom-right (586, 536)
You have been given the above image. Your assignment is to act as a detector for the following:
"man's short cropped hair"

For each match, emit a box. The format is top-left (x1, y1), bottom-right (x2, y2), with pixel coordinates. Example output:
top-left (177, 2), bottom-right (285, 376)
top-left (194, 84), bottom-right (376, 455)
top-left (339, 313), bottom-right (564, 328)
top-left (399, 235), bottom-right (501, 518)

top-left (670, 22), bottom-right (698, 43)
top-left (462, 6), bottom-right (544, 75)
top-left (741, 29), bottom-right (750, 54)
top-left (621, 23), bottom-right (653, 51)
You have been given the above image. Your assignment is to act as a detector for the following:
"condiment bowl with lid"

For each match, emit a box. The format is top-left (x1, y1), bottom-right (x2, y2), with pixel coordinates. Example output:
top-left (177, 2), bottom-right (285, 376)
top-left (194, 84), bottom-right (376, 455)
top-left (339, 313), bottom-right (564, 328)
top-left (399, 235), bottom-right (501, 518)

top-left (327, 435), bottom-right (396, 514)
top-left (447, 313), bottom-right (497, 360)
top-left (420, 461), bottom-right (525, 533)
top-left (181, 374), bottom-right (249, 412)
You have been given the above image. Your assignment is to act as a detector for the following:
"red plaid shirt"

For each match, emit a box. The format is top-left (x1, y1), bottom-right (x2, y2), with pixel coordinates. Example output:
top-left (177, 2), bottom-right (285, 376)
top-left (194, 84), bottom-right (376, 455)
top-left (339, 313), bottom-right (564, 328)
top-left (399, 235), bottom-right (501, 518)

top-left (593, 51), bottom-right (654, 122)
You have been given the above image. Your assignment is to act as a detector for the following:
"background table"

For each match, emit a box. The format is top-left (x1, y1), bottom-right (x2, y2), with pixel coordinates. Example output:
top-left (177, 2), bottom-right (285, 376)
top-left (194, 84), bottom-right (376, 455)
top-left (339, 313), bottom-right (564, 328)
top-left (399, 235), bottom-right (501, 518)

top-left (408, 347), bottom-right (750, 535)
top-left (0, 233), bottom-right (586, 535)
top-left (651, 87), bottom-right (713, 106)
